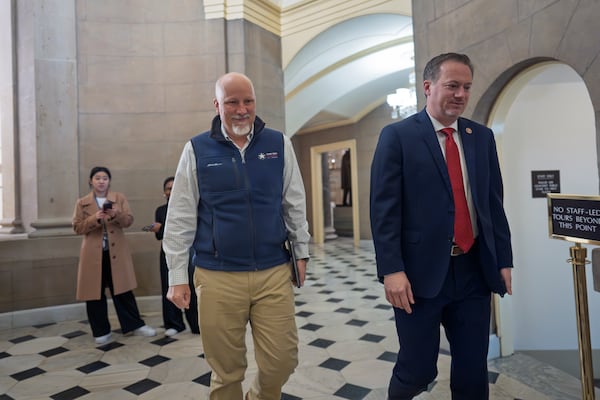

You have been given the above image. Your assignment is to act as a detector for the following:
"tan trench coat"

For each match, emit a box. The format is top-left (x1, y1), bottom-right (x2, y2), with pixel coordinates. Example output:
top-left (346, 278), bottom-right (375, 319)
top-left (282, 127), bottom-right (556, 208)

top-left (72, 191), bottom-right (138, 301)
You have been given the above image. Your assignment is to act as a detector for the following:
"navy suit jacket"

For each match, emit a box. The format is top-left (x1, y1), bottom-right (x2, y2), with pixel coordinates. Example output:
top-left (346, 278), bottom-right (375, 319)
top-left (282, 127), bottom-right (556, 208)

top-left (370, 109), bottom-right (512, 298)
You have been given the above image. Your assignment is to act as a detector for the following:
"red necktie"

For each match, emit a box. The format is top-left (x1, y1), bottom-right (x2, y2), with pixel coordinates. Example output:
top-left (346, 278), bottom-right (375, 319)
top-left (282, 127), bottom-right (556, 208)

top-left (441, 128), bottom-right (474, 252)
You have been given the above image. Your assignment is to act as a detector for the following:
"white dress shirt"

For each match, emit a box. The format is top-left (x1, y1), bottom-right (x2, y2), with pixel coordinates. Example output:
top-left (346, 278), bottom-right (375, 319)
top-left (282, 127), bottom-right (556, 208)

top-left (428, 113), bottom-right (479, 238)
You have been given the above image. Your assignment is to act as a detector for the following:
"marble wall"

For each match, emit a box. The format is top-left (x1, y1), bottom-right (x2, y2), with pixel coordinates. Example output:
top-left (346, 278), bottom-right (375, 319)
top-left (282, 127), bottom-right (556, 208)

top-left (4, 0), bottom-right (600, 322)
top-left (0, 0), bottom-right (285, 314)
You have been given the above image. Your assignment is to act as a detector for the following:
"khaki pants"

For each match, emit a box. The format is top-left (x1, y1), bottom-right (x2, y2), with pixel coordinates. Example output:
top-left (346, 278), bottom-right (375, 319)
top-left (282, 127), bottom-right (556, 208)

top-left (195, 263), bottom-right (298, 400)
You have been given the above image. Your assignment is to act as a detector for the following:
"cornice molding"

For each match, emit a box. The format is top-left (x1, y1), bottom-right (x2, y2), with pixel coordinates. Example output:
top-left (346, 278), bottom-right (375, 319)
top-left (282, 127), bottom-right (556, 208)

top-left (280, 0), bottom-right (406, 37)
top-left (203, 0), bottom-right (408, 39)
top-left (204, 0), bottom-right (282, 35)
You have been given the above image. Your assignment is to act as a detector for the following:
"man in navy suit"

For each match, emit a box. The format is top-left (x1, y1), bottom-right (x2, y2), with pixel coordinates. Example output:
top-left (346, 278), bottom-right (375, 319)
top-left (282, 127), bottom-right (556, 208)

top-left (370, 53), bottom-right (513, 399)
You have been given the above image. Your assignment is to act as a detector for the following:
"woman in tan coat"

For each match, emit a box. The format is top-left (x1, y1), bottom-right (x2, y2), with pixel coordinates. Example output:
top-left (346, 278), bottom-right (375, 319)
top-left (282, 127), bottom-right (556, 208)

top-left (73, 166), bottom-right (156, 344)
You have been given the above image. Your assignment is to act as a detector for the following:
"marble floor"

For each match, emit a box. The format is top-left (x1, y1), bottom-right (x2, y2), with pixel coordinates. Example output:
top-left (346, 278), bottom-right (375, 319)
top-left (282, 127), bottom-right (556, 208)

top-left (1, 237), bottom-right (599, 399)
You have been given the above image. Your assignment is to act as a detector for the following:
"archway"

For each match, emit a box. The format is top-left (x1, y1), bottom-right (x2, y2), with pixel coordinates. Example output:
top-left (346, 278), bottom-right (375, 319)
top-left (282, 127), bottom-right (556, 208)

top-left (489, 62), bottom-right (599, 363)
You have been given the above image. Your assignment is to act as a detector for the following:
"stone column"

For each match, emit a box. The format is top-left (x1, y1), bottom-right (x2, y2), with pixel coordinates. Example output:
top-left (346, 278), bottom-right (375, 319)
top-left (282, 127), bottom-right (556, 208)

top-left (0, 0), bottom-right (24, 233)
top-left (18, 0), bottom-right (79, 237)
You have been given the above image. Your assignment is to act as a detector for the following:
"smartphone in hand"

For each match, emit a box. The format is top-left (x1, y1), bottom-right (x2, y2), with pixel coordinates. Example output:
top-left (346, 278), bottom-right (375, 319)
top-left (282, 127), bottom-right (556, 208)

top-left (102, 201), bottom-right (113, 211)
top-left (142, 224), bottom-right (155, 232)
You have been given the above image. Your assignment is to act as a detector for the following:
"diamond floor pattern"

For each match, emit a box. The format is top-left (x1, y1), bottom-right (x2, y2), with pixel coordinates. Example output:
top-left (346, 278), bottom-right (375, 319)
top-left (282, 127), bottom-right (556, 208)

top-left (0, 238), bottom-right (597, 399)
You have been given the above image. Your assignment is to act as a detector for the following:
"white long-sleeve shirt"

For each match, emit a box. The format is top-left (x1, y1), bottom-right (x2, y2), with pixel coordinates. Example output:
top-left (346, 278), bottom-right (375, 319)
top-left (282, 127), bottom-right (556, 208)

top-left (163, 130), bottom-right (310, 286)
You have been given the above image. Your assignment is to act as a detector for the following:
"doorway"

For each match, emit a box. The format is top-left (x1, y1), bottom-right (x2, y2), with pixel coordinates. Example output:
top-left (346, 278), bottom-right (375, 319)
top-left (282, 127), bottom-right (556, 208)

top-left (310, 140), bottom-right (360, 247)
top-left (489, 61), bottom-right (599, 357)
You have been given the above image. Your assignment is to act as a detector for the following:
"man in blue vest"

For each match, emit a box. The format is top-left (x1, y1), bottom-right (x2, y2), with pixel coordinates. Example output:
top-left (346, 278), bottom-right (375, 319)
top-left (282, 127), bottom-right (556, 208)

top-left (163, 72), bottom-right (310, 400)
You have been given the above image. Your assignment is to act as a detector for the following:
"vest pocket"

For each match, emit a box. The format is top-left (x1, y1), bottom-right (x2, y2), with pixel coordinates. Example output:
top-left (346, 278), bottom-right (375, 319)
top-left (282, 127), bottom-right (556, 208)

top-left (198, 156), bottom-right (241, 193)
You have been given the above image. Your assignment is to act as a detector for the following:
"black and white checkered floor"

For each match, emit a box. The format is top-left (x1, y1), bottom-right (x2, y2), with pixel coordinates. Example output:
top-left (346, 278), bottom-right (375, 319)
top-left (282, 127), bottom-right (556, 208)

top-left (0, 238), bottom-right (597, 399)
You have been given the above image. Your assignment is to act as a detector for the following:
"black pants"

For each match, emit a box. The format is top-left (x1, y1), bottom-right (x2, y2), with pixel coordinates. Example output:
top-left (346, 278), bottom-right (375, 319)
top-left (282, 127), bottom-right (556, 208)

top-left (160, 249), bottom-right (199, 333)
top-left (388, 241), bottom-right (491, 400)
top-left (86, 250), bottom-right (145, 337)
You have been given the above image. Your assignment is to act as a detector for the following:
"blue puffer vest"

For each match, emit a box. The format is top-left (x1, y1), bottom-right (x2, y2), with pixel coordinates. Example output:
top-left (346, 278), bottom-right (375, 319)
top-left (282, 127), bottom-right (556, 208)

top-left (189, 116), bottom-right (289, 271)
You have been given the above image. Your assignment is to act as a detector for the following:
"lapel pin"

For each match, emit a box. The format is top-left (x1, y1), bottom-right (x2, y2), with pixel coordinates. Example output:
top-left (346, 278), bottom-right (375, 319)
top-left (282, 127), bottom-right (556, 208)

top-left (466, 127), bottom-right (472, 134)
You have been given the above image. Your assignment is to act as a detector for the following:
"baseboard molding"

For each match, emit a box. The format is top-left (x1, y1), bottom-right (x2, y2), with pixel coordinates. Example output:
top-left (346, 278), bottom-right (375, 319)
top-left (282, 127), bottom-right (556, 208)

top-left (488, 334), bottom-right (500, 359)
top-left (0, 296), bottom-right (162, 330)
top-left (521, 349), bottom-right (600, 379)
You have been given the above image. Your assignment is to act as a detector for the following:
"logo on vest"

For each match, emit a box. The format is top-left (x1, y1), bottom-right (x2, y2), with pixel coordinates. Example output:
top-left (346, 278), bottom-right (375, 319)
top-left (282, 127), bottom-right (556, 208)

top-left (258, 152), bottom-right (279, 160)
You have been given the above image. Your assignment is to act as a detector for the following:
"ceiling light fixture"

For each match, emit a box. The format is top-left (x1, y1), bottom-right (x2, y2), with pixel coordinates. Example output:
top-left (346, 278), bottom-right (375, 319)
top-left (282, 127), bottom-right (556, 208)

top-left (387, 71), bottom-right (417, 119)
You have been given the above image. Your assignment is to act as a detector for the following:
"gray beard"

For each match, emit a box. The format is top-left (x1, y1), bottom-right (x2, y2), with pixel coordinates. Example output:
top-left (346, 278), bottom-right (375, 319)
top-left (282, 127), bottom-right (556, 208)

top-left (231, 122), bottom-right (251, 137)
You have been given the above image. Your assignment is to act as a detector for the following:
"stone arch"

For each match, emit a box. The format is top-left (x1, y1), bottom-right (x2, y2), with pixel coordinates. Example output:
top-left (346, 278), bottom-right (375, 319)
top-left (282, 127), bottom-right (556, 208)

top-left (473, 57), bottom-right (556, 124)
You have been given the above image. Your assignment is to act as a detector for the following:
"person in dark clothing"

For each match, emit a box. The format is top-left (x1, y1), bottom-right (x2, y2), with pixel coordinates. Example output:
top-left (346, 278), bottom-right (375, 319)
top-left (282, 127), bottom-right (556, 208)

top-left (370, 53), bottom-right (513, 399)
top-left (149, 176), bottom-right (199, 336)
top-left (341, 150), bottom-right (351, 206)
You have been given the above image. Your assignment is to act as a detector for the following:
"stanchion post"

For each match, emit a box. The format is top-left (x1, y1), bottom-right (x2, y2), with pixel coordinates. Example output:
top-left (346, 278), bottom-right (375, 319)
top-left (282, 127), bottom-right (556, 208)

top-left (568, 243), bottom-right (596, 400)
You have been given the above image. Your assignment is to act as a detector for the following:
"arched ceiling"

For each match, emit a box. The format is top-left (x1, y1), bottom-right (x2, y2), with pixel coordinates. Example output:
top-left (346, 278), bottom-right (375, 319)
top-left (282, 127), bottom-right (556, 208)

top-left (284, 13), bottom-right (414, 135)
